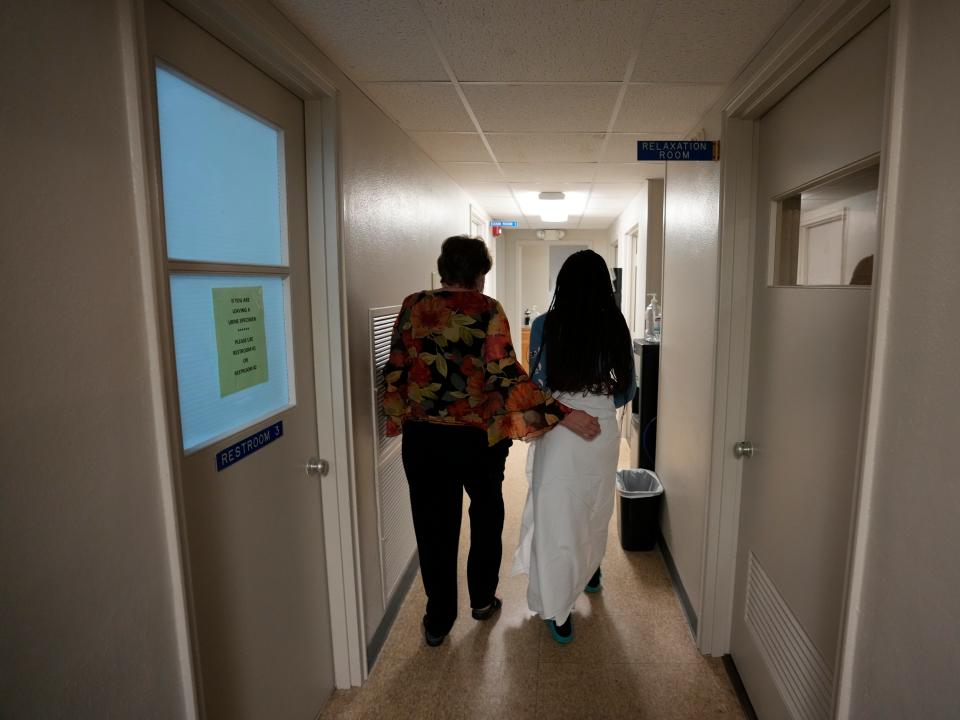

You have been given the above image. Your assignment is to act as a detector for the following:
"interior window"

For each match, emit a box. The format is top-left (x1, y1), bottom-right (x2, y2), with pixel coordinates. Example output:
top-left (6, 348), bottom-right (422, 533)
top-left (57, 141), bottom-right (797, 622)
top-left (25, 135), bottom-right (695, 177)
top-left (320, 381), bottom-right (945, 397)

top-left (772, 163), bottom-right (879, 287)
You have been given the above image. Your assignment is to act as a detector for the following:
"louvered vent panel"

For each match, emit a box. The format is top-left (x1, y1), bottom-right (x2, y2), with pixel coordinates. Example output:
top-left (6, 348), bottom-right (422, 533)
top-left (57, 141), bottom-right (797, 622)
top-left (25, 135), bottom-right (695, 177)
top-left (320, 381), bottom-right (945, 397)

top-left (372, 312), bottom-right (401, 456)
top-left (370, 307), bottom-right (416, 602)
top-left (745, 552), bottom-right (834, 720)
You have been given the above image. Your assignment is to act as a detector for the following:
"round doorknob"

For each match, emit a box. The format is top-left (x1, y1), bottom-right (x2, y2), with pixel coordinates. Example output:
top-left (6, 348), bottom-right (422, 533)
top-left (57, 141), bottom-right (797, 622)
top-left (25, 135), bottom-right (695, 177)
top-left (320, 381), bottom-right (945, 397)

top-left (306, 457), bottom-right (330, 476)
top-left (733, 441), bottom-right (755, 459)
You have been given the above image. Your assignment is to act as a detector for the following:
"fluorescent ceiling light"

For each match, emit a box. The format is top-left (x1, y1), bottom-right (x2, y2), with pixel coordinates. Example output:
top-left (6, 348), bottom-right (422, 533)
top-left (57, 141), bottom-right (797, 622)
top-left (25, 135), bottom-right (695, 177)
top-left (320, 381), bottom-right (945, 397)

top-left (538, 191), bottom-right (568, 222)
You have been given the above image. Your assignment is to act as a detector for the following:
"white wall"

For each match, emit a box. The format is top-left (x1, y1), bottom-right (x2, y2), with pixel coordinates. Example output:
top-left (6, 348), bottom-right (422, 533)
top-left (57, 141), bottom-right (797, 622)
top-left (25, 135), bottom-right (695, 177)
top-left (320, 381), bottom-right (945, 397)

top-left (520, 244), bottom-right (550, 314)
top-left (609, 180), bottom-right (664, 335)
top-left (845, 1), bottom-right (960, 716)
top-left (501, 229), bottom-right (612, 333)
top-left (0, 3), bottom-right (188, 717)
top-left (604, 171), bottom-right (718, 626)
top-left (656, 162), bottom-right (722, 623)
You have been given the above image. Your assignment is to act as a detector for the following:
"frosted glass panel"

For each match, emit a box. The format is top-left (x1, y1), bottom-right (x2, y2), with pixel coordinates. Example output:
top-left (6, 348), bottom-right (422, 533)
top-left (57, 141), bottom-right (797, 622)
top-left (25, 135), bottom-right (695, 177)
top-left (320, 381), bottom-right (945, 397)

top-left (156, 66), bottom-right (285, 265)
top-left (170, 274), bottom-right (291, 451)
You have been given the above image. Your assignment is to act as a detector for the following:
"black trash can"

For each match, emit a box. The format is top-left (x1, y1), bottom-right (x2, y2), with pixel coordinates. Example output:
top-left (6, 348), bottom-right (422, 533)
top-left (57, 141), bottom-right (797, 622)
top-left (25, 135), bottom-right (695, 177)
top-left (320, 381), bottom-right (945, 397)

top-left (616, 468), bottom-right (663, 551)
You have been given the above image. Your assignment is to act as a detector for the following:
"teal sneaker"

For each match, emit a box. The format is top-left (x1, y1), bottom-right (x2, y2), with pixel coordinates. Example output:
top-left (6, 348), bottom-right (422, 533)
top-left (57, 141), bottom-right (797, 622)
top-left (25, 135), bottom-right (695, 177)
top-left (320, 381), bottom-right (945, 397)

top-left (584, 568), bottom-right (602, 593)
top-left (546, 616), bottom-right (574, 644)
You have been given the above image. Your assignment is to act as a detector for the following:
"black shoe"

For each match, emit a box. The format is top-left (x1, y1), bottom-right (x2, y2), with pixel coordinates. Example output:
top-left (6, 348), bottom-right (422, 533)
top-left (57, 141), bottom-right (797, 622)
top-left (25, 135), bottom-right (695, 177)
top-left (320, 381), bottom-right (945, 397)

top-left (471, 597), bottom-right (502, 621)
top-left (422, 616), bottom-right (446, 647)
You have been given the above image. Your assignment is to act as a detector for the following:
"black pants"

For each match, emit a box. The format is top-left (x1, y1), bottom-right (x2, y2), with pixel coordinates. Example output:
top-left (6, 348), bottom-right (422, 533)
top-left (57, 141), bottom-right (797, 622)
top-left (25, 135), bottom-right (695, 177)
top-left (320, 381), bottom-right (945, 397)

top-left (401, 422), bottom-right (511, 636)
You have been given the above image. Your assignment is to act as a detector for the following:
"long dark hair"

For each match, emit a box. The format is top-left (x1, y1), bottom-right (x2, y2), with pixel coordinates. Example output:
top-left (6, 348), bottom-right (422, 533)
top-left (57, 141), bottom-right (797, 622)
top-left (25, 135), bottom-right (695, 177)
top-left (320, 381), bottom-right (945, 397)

top-left (538, 249), bottom-right (633, 396)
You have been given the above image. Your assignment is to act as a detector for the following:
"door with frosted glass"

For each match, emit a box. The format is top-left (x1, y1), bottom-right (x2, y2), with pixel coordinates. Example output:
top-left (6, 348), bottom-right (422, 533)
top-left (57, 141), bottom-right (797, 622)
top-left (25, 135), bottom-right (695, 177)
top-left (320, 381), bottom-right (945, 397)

top-left (147, 2), bottom-right (334, 717)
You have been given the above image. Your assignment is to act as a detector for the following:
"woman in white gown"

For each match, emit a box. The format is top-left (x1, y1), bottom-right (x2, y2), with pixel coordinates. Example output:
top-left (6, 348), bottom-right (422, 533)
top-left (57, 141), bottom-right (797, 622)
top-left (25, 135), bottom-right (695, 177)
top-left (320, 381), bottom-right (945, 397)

top-left (512, 250), bottom-right (636, 643)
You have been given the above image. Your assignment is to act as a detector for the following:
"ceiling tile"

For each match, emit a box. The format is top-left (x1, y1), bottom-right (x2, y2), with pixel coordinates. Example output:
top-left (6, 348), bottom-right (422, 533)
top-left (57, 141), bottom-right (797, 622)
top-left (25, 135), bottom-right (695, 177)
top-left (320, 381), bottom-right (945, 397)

top-left (509, 182), bottom-right (592, 195)
top-left (463, 85), bottom-right (620, 132)
top-left (601, 133), bottom-right (684, 162)
top-left (478, 200), bottom-right (522, 218)
top-left (589, 183), bottom-right (648, 202)
top-left (594, 163), bottom-right (666, 182)
top-left (614, 84), bottom-right (725, 133)
top-left (272, 0), bottom-right (447, 82)
top-left (362, 83), bottom-right (475, 131)
top-left (408, 132), bottom-right (491, 162)
top-left (632, 0), bottom-right (798, 83)
top-left (486, 133), bottom-right (605, 163)
top-left (501, 163), bottom-right (597, 183)
top-left (420, 0), bottom-right (658, 81)
top-left (578, 216), bottom-right (618, 230)
top-left (586, 197), bottom-right (635, 211)
top-left (527, 217), bottom-right (581, 230)
top-left (458, 181), bottom-right (515, 198)
top-left (440, 162), bottom-right (505, 183)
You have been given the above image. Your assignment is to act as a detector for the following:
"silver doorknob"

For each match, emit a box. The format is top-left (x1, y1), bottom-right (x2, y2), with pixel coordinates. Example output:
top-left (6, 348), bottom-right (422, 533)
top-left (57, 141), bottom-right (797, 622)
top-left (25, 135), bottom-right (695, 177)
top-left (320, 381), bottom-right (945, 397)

top-left (306, 457), bottom-right (330, 476)
top-left (733, 441), bottom-right (755, 459)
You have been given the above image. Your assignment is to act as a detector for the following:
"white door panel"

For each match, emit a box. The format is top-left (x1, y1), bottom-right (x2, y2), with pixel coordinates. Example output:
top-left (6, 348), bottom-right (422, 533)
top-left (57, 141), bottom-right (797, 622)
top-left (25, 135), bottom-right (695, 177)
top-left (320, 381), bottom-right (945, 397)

top-left (148, 2), bottom-right (335, 717)
top-left (730, 12), bottom-right (887, 720)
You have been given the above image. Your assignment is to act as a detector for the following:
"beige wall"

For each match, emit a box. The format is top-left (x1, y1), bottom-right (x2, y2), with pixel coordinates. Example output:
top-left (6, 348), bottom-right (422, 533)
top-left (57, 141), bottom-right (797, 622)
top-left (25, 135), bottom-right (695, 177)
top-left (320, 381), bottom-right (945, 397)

top-left (0, 3), bottom-right (188, 717)
top-left (329, 52), bottom-right (473, 640)
top-left (656, 162), bottom-right (721, 622)
top-left (847, 1), bottom-right (960, 716)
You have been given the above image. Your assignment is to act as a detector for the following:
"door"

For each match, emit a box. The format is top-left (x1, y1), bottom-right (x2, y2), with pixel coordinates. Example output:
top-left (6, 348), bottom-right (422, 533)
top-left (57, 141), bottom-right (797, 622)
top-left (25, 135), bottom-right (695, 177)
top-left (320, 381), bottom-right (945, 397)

top-left (730, 13), bottom-right (888, 720)
top-left (147, 2), bottom-right (335, 717)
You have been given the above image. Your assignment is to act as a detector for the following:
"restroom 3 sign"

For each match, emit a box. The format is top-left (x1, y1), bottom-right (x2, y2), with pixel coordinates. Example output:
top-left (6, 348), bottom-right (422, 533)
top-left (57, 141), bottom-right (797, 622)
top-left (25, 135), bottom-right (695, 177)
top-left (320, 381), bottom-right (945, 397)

top-left (212, 286), bottom-right (268, 397)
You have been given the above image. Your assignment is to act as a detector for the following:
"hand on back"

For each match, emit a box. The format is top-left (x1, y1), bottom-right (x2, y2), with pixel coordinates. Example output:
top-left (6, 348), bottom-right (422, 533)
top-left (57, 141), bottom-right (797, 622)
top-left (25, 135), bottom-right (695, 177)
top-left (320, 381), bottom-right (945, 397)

top-left (560, 409), bottom-right (601, 441)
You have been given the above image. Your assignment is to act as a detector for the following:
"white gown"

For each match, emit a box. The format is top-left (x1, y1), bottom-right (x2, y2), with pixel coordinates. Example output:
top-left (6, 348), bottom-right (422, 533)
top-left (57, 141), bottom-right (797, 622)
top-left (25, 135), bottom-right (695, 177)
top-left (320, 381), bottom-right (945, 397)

top-left (511, 391), bottom-right (620, 625)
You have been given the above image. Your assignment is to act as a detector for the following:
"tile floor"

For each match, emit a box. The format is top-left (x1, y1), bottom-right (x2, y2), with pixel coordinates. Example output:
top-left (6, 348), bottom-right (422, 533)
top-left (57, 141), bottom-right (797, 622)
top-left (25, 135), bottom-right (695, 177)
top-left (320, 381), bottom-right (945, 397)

top-left (321, 441), bottom-right (746, 719)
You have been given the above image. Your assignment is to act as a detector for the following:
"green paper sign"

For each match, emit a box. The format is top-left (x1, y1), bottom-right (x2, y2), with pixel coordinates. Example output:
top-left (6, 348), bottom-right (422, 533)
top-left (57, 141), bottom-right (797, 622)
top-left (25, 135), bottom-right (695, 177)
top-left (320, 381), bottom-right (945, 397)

top-left (212, 286), bottom-right (268, 397)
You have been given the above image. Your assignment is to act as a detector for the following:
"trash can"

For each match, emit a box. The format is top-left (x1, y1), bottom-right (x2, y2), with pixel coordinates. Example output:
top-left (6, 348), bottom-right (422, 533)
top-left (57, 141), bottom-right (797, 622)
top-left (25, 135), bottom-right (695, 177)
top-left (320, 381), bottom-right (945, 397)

top-left (616, 468), bottom-right (663, 551)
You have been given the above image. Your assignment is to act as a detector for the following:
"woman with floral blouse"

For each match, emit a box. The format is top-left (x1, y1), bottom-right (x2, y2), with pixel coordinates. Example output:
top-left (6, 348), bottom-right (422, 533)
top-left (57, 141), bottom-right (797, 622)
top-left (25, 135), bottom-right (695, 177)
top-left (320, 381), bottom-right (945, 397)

top-left (382, 235), bottom-right (601, 647)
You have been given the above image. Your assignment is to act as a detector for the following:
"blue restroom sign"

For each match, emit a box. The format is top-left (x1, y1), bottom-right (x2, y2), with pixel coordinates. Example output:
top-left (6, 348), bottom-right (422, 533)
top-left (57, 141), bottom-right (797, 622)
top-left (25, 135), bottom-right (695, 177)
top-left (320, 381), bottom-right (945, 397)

top-left (490, 220), bottom-right (519, 228)
top-left (216, 420), bottom-right (283, 471)
top-left (637, 140), bottom-right (719, 161)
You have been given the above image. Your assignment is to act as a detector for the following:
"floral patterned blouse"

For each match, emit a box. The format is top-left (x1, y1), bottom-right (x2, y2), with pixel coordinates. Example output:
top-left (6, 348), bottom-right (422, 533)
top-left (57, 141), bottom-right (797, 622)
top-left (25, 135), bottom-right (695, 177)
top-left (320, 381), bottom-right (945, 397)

top-left (382, 290), bottom-right (569, 446)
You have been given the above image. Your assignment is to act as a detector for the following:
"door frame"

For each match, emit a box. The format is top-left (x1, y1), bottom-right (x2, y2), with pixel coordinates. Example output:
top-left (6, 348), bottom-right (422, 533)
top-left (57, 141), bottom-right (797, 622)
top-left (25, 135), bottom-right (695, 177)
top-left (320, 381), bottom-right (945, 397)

top-left (126, 0), bottom-right (367, 710)
top-left (700, 0), bottom-right (894, 705)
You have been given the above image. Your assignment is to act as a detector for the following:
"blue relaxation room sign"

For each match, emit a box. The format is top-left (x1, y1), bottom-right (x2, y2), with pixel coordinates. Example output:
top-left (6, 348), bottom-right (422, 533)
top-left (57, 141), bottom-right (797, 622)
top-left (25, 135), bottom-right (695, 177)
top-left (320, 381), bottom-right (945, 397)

top-left (637, 140), bottom-right (719, 161)
top-left (216, 420), bottom-right (283, 471)
top-left (490, 220), bottom-right (519, 228)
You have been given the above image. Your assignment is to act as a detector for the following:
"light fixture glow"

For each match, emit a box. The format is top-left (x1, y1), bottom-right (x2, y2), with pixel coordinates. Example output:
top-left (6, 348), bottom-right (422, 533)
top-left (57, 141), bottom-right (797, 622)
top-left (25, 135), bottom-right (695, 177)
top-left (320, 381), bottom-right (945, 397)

top-left (538, 191), bottom-right (568, 222)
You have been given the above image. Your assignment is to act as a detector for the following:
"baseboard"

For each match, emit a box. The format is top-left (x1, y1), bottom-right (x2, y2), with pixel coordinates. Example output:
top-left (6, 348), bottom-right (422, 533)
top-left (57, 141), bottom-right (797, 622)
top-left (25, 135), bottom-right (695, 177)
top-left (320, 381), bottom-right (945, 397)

top-left (722, 654), bottom-right (759, 720)
top-left (657, 531), bottom-right (698, 636)
top-left (365, 551), bottom-right (419, 672)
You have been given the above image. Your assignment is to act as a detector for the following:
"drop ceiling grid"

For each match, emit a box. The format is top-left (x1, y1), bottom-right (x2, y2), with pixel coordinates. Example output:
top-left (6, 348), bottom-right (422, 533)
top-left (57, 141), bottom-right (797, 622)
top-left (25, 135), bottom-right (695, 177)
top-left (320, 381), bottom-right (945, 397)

top-left (270, 0), bottom-right (804, 227)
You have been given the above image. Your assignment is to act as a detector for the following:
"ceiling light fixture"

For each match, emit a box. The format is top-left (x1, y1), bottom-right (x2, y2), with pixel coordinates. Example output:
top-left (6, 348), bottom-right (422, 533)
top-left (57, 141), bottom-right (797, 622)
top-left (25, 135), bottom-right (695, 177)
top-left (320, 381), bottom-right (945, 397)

top-left (538, 191), bottom-right (568, 223)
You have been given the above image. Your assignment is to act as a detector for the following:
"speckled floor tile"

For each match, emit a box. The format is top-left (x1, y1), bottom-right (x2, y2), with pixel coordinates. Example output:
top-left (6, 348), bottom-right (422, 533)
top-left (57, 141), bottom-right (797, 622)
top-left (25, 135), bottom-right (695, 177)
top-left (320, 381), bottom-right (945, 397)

top-left (323, 441), bottom-right (749, 719)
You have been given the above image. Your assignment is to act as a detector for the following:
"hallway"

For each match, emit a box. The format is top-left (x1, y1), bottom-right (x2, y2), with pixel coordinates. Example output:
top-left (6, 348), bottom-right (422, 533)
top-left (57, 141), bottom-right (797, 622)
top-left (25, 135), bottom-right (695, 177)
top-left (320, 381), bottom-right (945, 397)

top-left (321, 442), bottom-right (745, 719)
top-left (4, 1), bottom-right (960, 718)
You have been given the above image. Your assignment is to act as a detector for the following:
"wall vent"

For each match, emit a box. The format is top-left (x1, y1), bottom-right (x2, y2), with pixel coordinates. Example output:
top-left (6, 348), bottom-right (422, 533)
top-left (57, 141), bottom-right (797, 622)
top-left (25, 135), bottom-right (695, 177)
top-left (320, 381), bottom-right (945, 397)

top-left (745, 552), bottom-right (834, 720)
top-left (369, 307), bottom-right (417, 604)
